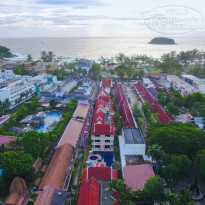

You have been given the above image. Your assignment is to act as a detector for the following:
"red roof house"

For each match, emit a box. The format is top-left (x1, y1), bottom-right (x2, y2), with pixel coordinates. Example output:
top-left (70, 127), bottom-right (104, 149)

top-left (78, 167), bottom-right (118, 205)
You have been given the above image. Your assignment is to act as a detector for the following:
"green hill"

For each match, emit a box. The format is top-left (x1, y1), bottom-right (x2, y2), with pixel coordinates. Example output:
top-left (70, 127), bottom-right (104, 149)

top-left (0, 46), bottom-right (15, 58)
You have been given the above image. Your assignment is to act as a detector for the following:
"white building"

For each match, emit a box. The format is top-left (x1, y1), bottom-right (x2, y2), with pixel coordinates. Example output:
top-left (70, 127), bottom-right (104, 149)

top-left (119, 128), bottom-right (146, 167)
top-left (0, 79), bottom-right (35, 108)
top-left (0, 70), bottom-right (16, 79)
top-left (143, 78), bottom-right (155, 88)
top-left (167, 75), bottom-right (197, 96)
top-left (182, 74), bottom-right (205, 95)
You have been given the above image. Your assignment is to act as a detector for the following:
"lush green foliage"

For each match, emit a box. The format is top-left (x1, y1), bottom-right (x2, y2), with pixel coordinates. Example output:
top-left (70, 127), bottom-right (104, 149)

top-left (69, 86), bottom-right (78, 93)
top-left (195, 149), bottom-right (205, 179)
top-left (0, 46), bottom-right (13, 58)
top-left (0, 151), bottom-right (34, 183)
top-left (167, 104), bottom-right (180, 116)
top-left (147, 123), bottom-right (205, 180)
top-left (46, 68), bottom-right (69, 80)
top-left (40, 51), bottom-right (55, 62)
top-left (22, 131), bottom-right (51, 158)
top-left (89, 63), bottom-right (101, 80)
top-left (13, 64), bottom-right (37, 76)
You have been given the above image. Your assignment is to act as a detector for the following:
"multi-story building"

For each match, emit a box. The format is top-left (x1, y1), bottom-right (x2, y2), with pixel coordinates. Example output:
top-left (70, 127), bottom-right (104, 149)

top-left (0, 78), bottom-right (35, 108)
top-left (0, 70), bottom-right (16, 79)
top-left (91, 88), bottom-right (115, 152)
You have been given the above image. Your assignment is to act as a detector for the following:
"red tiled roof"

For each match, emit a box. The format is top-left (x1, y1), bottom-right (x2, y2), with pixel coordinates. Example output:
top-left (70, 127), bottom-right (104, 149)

top-left (134, 81), bottom-right (171, 124)
top-left (78, 167), bottom-right (118, 205)
top-left (151, 103), bottom-right (171, 124)
top-left (123, 164), bottom-right (155, 191)
top-left (102, 77), bottom-right (112, 88)
top-left (87, 167), bottom-right (114, 181)
top-left (113, 82), bottom-right (136, 128)
top-left (77, 177), bottom-right (100, 205)
top-left (96, 88), bottom-right (110, 102)
top-left (91, 89), bottom-right (115, 135)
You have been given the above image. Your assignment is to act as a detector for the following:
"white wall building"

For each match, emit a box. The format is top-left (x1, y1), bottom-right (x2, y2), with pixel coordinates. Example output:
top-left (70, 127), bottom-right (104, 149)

top-left (143, 78), bottom-right (155, 88)
top-left (119, 128), bottom-right (146, 167)
top-left (167, 75), bottom-right (197, 96)
top-left (0, 79), bottom-right (35, 108)
top-left (0, 70), bottom-right (16, 79)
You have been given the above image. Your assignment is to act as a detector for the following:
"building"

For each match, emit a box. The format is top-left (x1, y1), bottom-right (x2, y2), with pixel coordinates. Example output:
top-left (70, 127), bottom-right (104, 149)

top-left (0, 70), bottom-right (16, 79)
top-left (182, 74), bottom-right (205, 95)
top-left (101, 77), bottom-right (112, 93)
top-left (167, 75), bottom-right (198, 96)
top-left (134, 81), bottom-right (171, 123)
top-left (113, 82), bottom-right (136, 128)
top-left (91, 89), bottom-right (115, 152)
top-left (0, 78), bottom-right (35, 108)
top-left (77, 167), bottom-right (119, 205)
top-left (119, 128), bottom-right (146, 167)
top-left (34, 143), bottom-right (75, 204)
top-left (4, 177), bottom-right (27, 205)
top-left (143, 78), bottom-right (155, 88)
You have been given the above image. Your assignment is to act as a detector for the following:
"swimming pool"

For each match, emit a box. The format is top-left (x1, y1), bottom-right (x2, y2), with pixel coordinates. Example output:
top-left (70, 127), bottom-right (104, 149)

top-left (93, 152), bottom-right (114, 167)
top-left (34, 111), bottom-right (61, 133)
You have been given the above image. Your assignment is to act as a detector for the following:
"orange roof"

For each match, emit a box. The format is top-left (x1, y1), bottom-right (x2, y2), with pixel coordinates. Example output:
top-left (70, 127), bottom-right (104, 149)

top-left (9, 177), bottom-right (26, 195)
top-left (35, 186), bottom-right (56, 205)
top-left (4, 191), bottom-right (20, 205)
top-left (38, 143), bottom-right (74, 190)
top-left (57, 119), bottom-right (84, 148)
top-left (73, 103), bottom-right (89, 119)
top-left (4, 177), bottom-right (26, 205)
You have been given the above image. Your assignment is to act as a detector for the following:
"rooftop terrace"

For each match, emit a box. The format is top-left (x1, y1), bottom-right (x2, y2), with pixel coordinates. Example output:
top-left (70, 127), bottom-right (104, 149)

top-left (123, 128), bottom-right (144, 144)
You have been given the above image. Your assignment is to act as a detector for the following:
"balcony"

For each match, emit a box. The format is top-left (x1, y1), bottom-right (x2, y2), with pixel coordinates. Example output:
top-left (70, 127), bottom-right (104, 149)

top-left (92, 141), bottom-right (114, 146)
top-left (91, 136), bottom-right (114, 140)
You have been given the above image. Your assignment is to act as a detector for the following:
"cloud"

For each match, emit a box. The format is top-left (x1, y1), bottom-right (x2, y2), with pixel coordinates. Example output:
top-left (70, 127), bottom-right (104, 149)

top-left (37, 0), bottom-right (105, 8)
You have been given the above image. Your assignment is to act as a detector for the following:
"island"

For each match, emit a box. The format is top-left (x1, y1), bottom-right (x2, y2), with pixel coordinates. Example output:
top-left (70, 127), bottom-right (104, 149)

top-left (0, 46), bottom-right (16, 58)
top-left (148, 37), bottom-right (176, 45)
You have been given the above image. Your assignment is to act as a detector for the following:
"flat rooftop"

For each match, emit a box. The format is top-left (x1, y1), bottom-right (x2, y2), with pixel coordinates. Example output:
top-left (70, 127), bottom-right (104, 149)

top-left (123, 128), bottom-right (144, 144)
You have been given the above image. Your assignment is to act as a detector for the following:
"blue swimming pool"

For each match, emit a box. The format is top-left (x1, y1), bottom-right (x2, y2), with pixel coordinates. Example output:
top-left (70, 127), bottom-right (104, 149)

top-left (93, 152), bottom-right (114, 167)
top-left (34, 111), bottom-right (61, 133)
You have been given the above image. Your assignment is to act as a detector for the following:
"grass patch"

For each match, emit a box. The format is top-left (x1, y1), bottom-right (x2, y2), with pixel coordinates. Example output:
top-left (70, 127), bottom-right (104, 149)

top-left (150, 68), bottom-right (161, 73)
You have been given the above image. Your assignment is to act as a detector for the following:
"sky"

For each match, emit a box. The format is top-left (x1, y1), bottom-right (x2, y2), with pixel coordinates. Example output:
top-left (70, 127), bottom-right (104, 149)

top-left (0, 0), bottom-right (205, 38)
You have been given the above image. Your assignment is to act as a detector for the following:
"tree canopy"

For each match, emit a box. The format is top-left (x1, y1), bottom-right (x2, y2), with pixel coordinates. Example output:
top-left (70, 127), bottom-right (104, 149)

top-left (0, 151), bottom-right (34, 182)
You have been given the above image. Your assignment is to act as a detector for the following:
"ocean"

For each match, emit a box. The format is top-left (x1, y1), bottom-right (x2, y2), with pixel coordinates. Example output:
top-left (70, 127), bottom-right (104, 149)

top-left (0, 37), bottom-right (205, 61)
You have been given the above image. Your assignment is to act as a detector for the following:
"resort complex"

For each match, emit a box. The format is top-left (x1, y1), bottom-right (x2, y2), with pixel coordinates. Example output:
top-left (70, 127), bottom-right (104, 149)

top-left (1, 50), bottom-right (205, 205)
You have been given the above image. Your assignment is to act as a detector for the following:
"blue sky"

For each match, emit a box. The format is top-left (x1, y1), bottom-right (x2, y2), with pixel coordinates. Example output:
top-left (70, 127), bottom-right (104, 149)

top-left (0, 0), bottom-right (204, 38)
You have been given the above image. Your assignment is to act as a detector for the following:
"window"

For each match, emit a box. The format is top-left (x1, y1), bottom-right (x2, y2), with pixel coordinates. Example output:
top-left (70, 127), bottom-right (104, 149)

top-left (95, 140), bottom-right (100, 143)
top-left (105, 140), bottom-right (110, 143)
